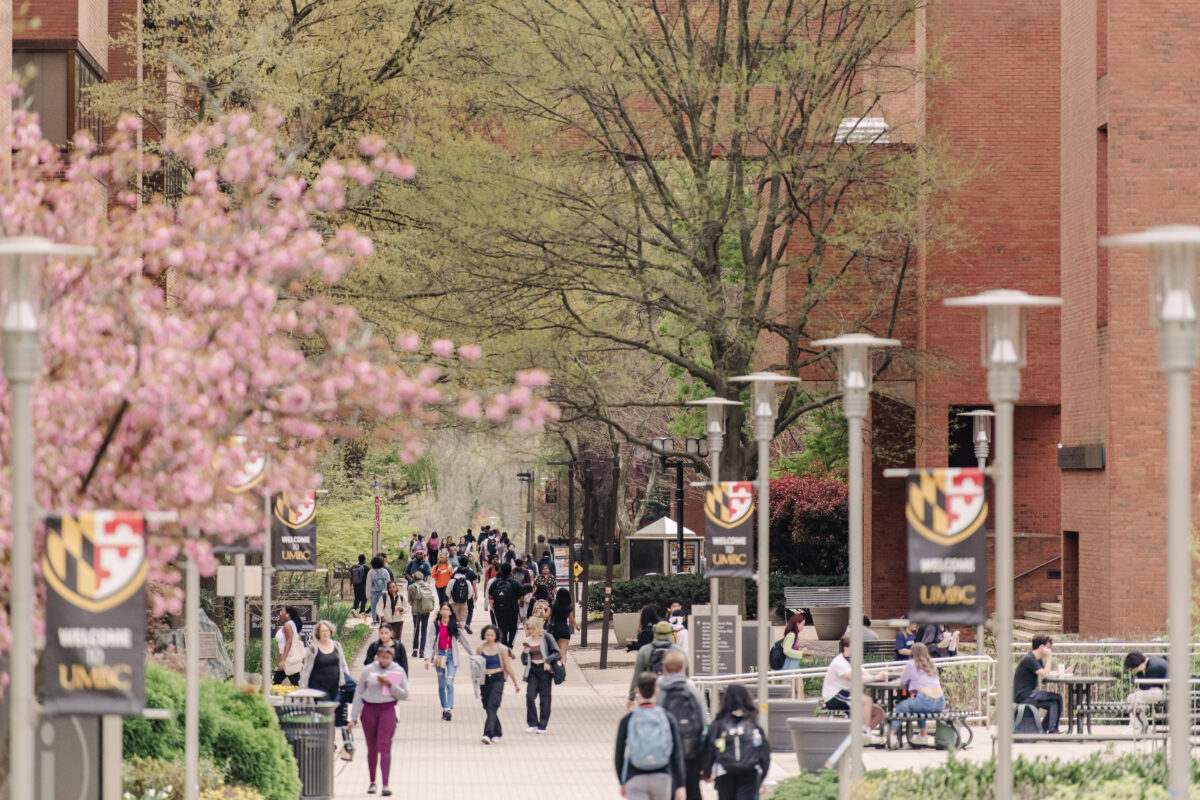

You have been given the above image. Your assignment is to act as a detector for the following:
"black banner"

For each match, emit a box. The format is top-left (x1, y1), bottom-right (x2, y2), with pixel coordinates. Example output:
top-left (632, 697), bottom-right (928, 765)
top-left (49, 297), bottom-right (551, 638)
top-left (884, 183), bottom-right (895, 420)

top-left (703, 482), bottom-right (755, 578)
top-left (213, 440), bottom-right (265, 555)
top-left (271, 492), bottom-right (317, 571)
top-left (42, 512), bottom-right (146, 716)
top-left (905, 468), bottom-right (988, 624)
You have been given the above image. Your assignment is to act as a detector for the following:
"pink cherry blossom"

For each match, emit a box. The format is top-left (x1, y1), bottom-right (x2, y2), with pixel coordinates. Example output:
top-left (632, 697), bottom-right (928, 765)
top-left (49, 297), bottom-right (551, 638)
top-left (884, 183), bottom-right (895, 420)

top-left (458, 344), bottom-right (482, 361)
top-left (430, 339), bottom-right (455, 357)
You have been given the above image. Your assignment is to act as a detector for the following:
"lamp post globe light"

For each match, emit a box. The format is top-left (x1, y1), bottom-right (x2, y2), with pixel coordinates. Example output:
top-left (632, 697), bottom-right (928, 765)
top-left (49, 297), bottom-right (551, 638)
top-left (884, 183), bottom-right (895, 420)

top-left (1101, 224), bottom-right (1200, 800)
top-left (0, 237), bottom-right (95, 800)
top-left (729, 371), bottom-right (801, 727)
top-left (958, 408), bottom-right (995, 657)
top-left (943, 289), bottom-right (1061, 800)
top-left (811, 333), bottom-right (899, 782)
top-left (687, 397), bottom-right (742, 678)
top-left (651, 436), bottom-right (705, 575)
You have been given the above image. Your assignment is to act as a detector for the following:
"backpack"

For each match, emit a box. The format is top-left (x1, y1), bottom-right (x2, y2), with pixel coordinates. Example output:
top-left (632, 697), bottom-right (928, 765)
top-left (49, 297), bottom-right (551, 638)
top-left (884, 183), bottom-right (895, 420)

top-left (491, 579), bottom-right (516, 614)
top-left (450, 574), bottom-right (470, 604)
top-left (714, 717), bottom-right (762, 775)
top-left (769, 639), bottom-right (786, 671)
top-left (486, 538), bottom-right (497, 557)
top-left (647, 642), bottom-right (672, 675)
top-left (623, 706), bottom-right (673, 779)
top-left (371, 570), bottom-right (388, 594)
top-left (413, 581), bottom-right (436, 614)
top-left (350, 563), bottom-right (367, 586)
top-left (659, 682), bottom-right (705, 760)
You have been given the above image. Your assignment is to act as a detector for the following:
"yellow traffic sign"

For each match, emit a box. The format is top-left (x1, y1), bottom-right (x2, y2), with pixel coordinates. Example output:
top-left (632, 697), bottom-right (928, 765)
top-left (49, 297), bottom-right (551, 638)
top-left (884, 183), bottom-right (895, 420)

top-left (573, 561), bottom-right (583, 578)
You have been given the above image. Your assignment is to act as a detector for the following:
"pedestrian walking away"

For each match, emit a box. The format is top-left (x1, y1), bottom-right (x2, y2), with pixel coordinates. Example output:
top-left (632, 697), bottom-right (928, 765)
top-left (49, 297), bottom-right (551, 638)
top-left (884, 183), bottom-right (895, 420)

top-left (615, 671), bottom-right (686, 800)
top-left (375, 580), bottom-right (407, 642)
top-left (366, 556), bottom-right (389, 625)
top-left (488, 562), bottom-right (529, 648)
top-left (628, 621), bottom-right (687, 708)
top-left (550, 588), bottom-right (578, 664)
top-left (272, 605), bottom-right (305, 686)
top-left (656, 650), bottom-right (709, 800)
top-left (521, 616), bottom-right (561, 733)
top-left (364, 622), bottom-right (409, 675)
top-left (407, 570), bottom-right (436, 657)
top-left (700, 684), bottom-right (771, 800)
top-left (349, 646), bottom-right (409, 797)
top-left (428, 603), bottom-right (463, 720)
top-left (350, 554), bottom-right (370, 617)
top-left (477, 624), bottom-right (521, 744)
top-left (448, 561), bottom-right (478, 634)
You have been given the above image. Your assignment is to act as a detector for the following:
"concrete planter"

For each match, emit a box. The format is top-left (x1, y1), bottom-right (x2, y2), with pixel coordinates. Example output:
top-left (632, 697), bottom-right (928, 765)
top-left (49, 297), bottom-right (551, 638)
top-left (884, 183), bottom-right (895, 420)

top-left (787, 716), bottom-right (851, 773)
top-left (611, 612), bottom-right (641, 646)
top-left (810, 606), bottom-right (850, 641)
top-left (767, 700), bottom-right (822, 752)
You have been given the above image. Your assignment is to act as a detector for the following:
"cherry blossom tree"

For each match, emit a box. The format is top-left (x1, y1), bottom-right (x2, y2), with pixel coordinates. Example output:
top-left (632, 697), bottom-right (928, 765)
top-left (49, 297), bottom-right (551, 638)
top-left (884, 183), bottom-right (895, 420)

top-left (0, 106), bottom-right (557, 647)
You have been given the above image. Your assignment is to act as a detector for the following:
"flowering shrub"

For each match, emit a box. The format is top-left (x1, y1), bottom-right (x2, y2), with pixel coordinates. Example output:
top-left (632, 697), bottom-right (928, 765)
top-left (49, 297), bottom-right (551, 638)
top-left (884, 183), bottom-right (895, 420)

top-left (769, 474), bottom-right (849, 574)
top-left (0, 105), bottom-right (557, 657)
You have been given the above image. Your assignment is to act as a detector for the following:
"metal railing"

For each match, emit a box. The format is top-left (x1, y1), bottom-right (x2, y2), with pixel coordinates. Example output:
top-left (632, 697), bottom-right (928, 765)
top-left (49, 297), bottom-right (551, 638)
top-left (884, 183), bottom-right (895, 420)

top-left (692, 655), bottom-right (997, 725)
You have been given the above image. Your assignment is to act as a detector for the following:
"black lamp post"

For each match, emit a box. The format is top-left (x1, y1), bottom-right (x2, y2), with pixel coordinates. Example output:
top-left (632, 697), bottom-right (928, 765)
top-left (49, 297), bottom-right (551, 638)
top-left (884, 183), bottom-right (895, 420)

top-left (651, 436), bottom-right (707, 575)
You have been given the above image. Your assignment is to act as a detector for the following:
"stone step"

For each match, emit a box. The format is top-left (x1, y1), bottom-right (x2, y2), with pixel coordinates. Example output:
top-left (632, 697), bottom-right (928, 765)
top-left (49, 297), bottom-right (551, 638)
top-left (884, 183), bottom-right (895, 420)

top-left (1013, 628), bottom-right (1035, 642)
top-left (1024, 610), bottom-right (1062, 623)
top-left (1041, 602), bottom-right (1062, 613)
top-left (1013, 617), bottom-right (1061, 632)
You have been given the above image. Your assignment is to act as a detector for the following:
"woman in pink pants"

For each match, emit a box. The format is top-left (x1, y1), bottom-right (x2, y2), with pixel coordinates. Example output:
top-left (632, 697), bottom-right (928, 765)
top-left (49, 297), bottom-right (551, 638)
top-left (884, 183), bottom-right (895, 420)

top-left (348, 646), bottom-right (409, 796)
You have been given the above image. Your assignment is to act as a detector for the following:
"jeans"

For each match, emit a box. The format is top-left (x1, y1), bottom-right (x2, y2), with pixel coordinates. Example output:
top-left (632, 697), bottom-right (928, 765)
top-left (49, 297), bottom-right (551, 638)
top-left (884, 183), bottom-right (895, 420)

top-left (272, 670), bottom-right (300, 686)
top-left (891, 692), bottom-right (945, 732)
top-left (1022, 689), bottom-right (1063, 732)
top-left (683, 757), bottom-right (702, 800)
top-left (369, 590), bottom-right (384, 623)
top-left (499, 620), bottom-right (518, 648)
top-left (412, 613), bottom-right (430, 657)
top-left (526, 666), bottom-right (553, 730)
top-left (360, 700), bottom-right (397, 786)
top-left (436, 648), bottom-right (457, 709)
top-left (624, 772), bottom-right (671, 800)
top-left (783, 656), bottom-right (801, 671)
top-left (352, 583), bottom-right (368, 614)
top-left (467, 596), bottom-right (475, 626)
top-left (482, 673), bottom-right (505, 738)
top-left (715, 771), bottom-right (760, 800)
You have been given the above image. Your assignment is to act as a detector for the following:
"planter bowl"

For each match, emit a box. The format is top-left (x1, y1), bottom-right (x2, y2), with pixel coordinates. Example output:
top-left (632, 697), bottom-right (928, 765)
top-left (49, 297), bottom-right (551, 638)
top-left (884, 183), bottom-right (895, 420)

top-left (787, 716), bottom-right (852, 773)
top-left (768, 700), bottom-right (822, 752)
top-left (810, 606), bottom-right (851, 641)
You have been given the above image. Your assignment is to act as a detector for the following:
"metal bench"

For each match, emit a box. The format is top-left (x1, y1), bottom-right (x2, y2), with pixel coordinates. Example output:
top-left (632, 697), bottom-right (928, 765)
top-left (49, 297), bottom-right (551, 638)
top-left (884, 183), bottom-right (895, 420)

top-left (784, 586), bottom-right (850, 614)
top-left (1075, 701), bottom-right (1140, 732)
top-left (863, 640), bottom-right (896, 659)
top-left (884, 709), bottom-right (973, 750)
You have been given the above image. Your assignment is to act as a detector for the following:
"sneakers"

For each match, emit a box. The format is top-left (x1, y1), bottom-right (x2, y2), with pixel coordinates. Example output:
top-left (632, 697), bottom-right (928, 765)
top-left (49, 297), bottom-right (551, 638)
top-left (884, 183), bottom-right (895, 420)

top-left (381, 789), bottom-right (392, 797)
top-left (465, 625), bottom-right (474, 635)
top-left (441, 709), bottom-right (452, 722)
top-left (911, 734), bottom-right (933, 747)
top-left (526, 726), bottom-right (538, 733)
top-left (536, 728), bottom-right (548, 735)
top-left (367, 785), bottom-right (377, 795)
top-left (481, 735), bottom-right (492, 745)
top-left (865, 733), bottom-right (886, 747)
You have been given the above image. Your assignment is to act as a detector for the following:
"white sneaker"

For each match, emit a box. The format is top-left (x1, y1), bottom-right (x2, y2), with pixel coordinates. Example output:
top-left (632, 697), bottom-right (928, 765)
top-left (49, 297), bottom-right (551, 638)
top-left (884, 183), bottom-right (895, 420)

top-left (911, 734), bottom-right (933, 747)
top-left (526, 726), bottom-right (537, 733)
top-left (536, 728), bottom-right (548, 735)
top-left (481, 736), bottom-right (491, 745)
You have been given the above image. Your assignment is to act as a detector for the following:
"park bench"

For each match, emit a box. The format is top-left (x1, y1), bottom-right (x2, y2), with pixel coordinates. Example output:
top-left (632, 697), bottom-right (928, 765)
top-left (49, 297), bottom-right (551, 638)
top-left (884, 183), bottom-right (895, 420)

top-left (863, 640), bottom-right (896, 659)
top-left (884, 709), bottom-right (973, 750)
top-left (1074, 700), bottom-right (1142, 732)
top-left (784, 586), bottom-right (849, 615)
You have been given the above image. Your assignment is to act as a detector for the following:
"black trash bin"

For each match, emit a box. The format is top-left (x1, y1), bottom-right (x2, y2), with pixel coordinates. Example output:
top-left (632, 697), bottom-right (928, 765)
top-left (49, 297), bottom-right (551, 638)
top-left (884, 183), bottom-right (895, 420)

top-left (274, 689), bottom-right (338, 800)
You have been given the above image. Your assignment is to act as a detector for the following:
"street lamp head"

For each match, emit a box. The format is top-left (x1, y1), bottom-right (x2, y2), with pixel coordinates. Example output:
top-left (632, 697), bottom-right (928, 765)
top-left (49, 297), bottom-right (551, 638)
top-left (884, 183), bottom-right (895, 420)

top-left (685, 437), bottom-right (709, 458)
top-left (651, 436), bottom-right (672, 455)
top-left (0, 237), bottom-right (95, 334)
top-left (957, 409), bottom-right (995, 445)
top-left (1102, 225), bottom-right (1200, 331)
top-left (686, 397), bottom-right (741, 438)
top-left (730, 372), bottom-right (802, 423)
top-left (943, 290), bottom-right (1062, 368)
top-left (812, 333), bottom-right (901, 395)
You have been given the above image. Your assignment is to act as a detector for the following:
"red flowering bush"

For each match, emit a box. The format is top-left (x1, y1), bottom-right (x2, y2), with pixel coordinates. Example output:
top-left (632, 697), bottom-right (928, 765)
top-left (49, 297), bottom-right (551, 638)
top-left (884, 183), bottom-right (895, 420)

top-left (769, 473), bottom-right (849, 575)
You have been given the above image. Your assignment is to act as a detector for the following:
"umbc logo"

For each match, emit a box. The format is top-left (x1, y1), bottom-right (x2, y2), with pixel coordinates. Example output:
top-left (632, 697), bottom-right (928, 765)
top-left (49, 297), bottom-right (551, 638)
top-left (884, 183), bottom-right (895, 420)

top-left (704, 482), bottom-right (755, 529)
top-left (274, 492), bottom-right (316, 529)
top-left (906, 468), bottom-right (988, 547)
top-left (43, 512), bottom-right (147, 614)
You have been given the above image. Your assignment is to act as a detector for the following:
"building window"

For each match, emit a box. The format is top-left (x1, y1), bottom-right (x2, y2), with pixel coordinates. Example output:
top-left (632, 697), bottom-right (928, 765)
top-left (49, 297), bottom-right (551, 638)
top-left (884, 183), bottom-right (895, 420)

top-left (13, 47), bottom-right (105, 147)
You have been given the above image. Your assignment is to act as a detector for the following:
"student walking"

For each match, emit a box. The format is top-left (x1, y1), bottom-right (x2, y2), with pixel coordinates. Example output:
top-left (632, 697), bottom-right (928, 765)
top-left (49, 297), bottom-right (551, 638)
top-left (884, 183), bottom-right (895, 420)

top-left (656, 650), bottom-right (709, 800)
top-left (364, 622), bottom-right (409, 675)
top-left (431, 552), bottom-right (454, 606)
top-left (477, 625), bottom-right (521, 744)
top-left (407, 570), bottom-right (436, 657)
top-left (375, 580), bottom-right (407, 643)
top-left (521, 616), bottom-right (561, 733)
top-left (427, 532), bottom-right (440, 564)
top-left (300, 620), bottom-right (353, 755)
top-left (488, 562), bottom-right (528, 648)
top-left (700, 684), bottom-right (771, 800)
top-left (615, 671), bottom-right (687, 800)
top-left (272, 606), bottom-right (305, 686)
top-left (781, 614), bottom-right (813, 670)
top-left (448, 562), bottom-right (478, 634)
top-left (366, 556), bottom-right (390, 625)
top-left (550, 588), bottom-right (578, 661)
top-left (349, 554), bottom-right (370, 617)
top-left (349, 646), bottom-right (409, 796)
top-left (428, 603), bottom-right (463, 721)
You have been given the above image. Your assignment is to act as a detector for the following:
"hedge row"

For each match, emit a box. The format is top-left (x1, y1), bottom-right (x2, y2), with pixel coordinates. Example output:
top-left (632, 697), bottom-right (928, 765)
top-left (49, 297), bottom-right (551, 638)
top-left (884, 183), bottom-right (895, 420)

top-left (124, 664), bottom-right (301, 800)
top-left (585, 572), bottom-right (845, 618)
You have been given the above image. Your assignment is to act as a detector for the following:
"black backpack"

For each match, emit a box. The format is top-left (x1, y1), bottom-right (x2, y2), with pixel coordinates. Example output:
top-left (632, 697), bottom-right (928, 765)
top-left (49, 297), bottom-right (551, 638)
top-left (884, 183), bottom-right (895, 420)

top-left (714, 717), bottom-right (762, 775)
top-left (491, 579), bottom-right (515, 614)
top-left (349, 563), bottom-right (367, 586)
top-left (450, 574), bottom-right (470, 604)
top-left (768, 638), bottom-right (786, 671)
top-left (659, 682), bottom-right (705, 760)
top-left (647, 642), bottom-right (672, 675)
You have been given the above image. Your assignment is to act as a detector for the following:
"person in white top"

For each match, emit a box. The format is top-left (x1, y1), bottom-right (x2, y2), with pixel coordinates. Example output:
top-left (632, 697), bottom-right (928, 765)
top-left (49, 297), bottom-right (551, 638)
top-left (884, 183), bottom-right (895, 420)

top-left (821, 635), bottom-right (888, 741)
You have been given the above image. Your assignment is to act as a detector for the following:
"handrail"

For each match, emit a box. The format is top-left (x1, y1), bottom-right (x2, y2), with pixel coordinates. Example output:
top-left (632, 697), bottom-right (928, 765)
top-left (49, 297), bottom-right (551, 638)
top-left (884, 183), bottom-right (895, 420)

top-left (824, 733), bottom-right (852, 770)
top-left (987, 555), bottom-right (1061, 592)
top-left (826, 734), bottom-right (854, 800)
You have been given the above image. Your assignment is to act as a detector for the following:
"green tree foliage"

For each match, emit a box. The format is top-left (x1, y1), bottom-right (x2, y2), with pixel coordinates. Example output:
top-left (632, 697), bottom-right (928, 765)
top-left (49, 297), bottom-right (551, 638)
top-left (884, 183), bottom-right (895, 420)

top-left (773, 406), bottom-right (850, 479)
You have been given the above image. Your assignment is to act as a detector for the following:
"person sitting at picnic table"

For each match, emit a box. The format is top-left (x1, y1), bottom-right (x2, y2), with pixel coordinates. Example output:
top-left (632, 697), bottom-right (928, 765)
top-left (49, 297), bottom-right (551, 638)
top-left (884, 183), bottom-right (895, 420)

top-left (1013, 634), bottom-right (1063, 734)
top-left (821, 635), bottom-right (888, 744)
top-left (933, 625), bottom-right (959, 657)
top-left (843, 616), bottom-right (880, 641)
top-left (1123, 651), bottom-right (1167, 733)
top-left (890, 642), bottom-right (943, 745)
top-left (894, 622), bottom-right (918, 660)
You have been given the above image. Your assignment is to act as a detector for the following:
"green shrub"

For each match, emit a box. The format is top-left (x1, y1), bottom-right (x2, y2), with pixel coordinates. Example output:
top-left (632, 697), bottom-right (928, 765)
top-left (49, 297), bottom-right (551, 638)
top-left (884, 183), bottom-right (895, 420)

top-left (122, 755), bottom-right (226, 799)
top-left (586, 573), bottom-right (845, 617)
top-left (317, 596), bottom-right (352, 633)
top-left (124, 663), bottom-right (186, 760)
top-left (772, 769), bottom-right (840, 800)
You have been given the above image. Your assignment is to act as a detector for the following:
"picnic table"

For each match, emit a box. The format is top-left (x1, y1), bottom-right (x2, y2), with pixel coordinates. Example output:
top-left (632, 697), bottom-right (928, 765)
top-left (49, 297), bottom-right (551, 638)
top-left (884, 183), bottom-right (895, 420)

top-left (866, 679), bottom-right (903, 714)
top-left (1042, 674), bottom-right (1116, 734)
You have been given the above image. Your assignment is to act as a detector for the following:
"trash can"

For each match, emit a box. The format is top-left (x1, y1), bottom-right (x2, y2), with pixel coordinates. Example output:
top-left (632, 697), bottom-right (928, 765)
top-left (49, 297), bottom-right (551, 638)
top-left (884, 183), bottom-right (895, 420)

top-left (274, 688), bottom-right (337, 800)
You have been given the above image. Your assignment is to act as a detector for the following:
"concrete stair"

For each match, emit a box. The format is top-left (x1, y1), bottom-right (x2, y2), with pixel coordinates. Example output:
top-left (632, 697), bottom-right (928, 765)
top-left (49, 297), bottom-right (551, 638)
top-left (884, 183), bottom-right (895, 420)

top-left (991, 598), bottom-right (1063, 642)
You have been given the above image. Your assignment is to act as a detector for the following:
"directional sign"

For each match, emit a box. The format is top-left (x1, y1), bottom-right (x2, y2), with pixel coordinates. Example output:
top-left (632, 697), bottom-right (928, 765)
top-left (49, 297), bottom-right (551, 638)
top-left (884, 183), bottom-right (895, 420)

top-left (573, 561), bottom-right (583, 578)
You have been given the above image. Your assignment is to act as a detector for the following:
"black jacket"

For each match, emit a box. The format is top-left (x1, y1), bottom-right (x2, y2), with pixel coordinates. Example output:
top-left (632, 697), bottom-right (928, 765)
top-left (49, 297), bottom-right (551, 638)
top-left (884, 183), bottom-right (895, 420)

top-left (614, 704), bottom-right (686, 789)
top-left (626, 624), bottom-right (655, 653)
top-left (363, 640), bottom-right (409, 675)
top-left (699, 712), bottom-right (771, 783)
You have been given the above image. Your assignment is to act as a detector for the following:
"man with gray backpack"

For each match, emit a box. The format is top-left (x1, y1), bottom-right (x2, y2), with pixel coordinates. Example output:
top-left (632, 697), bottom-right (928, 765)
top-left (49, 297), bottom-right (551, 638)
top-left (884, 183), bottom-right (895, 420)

top-left (615, 671), bottom-right (686, 800)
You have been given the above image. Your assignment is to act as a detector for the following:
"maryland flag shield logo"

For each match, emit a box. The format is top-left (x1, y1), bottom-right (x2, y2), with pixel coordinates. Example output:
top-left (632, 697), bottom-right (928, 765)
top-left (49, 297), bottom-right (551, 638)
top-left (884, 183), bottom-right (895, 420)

top-left (272, 492), bottom-right (317, 571)
top-left (704, 481), bottom-right (755, 528)
top-left (906, 468), bottom-right (988, 546)
top-left (43, 512), bottom-right (147, 614)
top-left (703, 482), bottom-right (755, 578)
